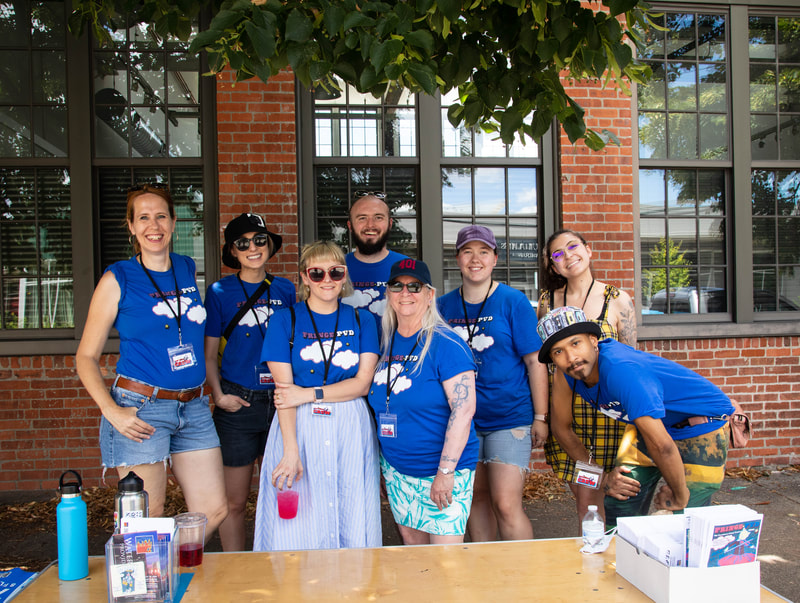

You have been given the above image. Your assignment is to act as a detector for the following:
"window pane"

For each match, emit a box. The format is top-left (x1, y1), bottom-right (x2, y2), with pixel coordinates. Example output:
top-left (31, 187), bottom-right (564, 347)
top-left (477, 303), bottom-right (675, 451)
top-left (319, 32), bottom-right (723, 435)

top-left (638, 112), bottom-right (666, 159)
top-left (385, 107), bottom-right (416, 157)
top-left (442, 168), bottom-right (472, 215)
top-left (167, 53), bottom-right (200, 105)
top-left (32, 50), bottom-right (66, 103)
top-left (167, 108), bottom-right (200, 157)
top-left (638, 13), bottom-right (665, 59)
top-left (666, 14), bottom-right (696, 59)
top-left (777, 17), bottom-right (800, 62)
top-left (749, 16), bottom-right (776, 60)
top-left (667, 169), bottom-right (696, 216)
top-left (697, 14), bottom-right (726, 61)
top-left (474, 168), bottom-right (505, 215)
top-left (698, 63), bottom-right (726, 111)
top-left (668, 113), bottom-right (698, 159)
top-left (0, 51), bottom-right (31, 103)
top-left (0, 0), bottom-right (30, 46)
top-left (698, 170), bottom-right (724, 216)
top-left (778, 66), bottom-right (800, 112)
top-left (33, 106), bottom-right (67, 157)
top-left (640, 169), bottom-right (665, 216)
top-left (32, 2), bottom-right (66, 48)
top-left (0, 106), bottom-right (32, 157)
top-left (508, 168), bottom-right (537, 215)
top-left (315, 167), bottom-right (349, 217)
top-left (778, 116), bottom-right (800, 160)
top-left (778, 217), bottom-right (800, 264)
top-left (507, 219), bottom-right (538, 267)
top-left (638, 63), bottom-right (665, 110)
top-left (667, 63), bottom-right (697, 111)
top-left (751, 114), bottom-right (778, 159)
top-left (699, 114), bottom-right (727, 160)
top-left (750, 64), bottom-right (776, 112)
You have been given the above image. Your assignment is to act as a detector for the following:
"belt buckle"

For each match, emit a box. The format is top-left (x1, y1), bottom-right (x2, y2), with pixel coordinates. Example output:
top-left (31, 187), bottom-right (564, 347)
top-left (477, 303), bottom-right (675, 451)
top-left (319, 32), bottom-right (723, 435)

top-left (177, 389), bottom-right (195, 402)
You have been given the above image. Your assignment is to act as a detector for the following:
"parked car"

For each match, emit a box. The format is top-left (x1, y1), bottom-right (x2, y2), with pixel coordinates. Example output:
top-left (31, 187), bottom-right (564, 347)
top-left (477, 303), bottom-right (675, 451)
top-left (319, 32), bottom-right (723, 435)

top-left (649, 287), bottom-right (799, 314)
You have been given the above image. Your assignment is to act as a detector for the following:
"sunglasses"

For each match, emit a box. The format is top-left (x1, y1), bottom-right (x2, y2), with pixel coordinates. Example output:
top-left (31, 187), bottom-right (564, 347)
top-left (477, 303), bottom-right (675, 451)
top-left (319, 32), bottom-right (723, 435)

top-left (233, 234), bottom-right (269, 251)
top-left (354, 190), bottom-right (386, 199)
top-left (550, 242), bottom-right (582, 263)
top-left (127, 182), bottom-right (169, 193)
top-left (306, 265), bottom-right (347, 282)
top-left (387, 281), bottom-right (424, 294)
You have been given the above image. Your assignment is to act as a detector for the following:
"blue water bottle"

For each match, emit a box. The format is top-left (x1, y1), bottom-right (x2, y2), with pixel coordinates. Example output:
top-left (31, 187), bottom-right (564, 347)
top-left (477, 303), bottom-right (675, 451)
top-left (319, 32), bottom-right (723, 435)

top-left (57, 470), bottom-right (89, 580)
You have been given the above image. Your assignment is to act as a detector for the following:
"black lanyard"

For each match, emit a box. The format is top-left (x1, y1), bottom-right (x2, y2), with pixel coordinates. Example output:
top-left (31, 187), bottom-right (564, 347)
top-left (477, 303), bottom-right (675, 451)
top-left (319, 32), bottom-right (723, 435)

top-left (459, 280), bottom-right (492, 349)
top-left (139, 253), bottom-right (183, 345)
top-left (236, 273), bottom-right (271, 337)
top-left (307, 303), bottom-right (340, 386)
top-left (384, 331), bottom-right (419, 413)
top-left (572, 378), bottom-right (600, 461)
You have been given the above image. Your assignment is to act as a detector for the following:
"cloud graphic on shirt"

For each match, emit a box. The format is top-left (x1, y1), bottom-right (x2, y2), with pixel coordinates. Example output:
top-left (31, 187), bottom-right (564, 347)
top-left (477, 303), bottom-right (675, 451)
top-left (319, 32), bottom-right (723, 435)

top-left (470, 333), bottom-right (494, 352)
top-left (153, 296), bottom-right (195, 318)
top-left (342, 289), bottom-right (378, 309)
top-left (373, 363), bottom-right (412, 393)
top-left (368, 297), bottom-right (387, 316)
top-left (453, 325), bottom-right (470, 342)
top-left (332, 348), bottom-right (359, 370)
top-left (239, 306), bottom-right (273, 327)
top-left (186, 305), bottom-right (206, 324)
top-left (300, 339), bottom-right (341, 364)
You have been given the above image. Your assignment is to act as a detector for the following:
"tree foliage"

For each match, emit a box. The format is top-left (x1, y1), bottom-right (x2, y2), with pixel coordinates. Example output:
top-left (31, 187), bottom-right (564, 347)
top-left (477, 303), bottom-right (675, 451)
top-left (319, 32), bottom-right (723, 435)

top-left (69, 0), bottom-right (654, 149)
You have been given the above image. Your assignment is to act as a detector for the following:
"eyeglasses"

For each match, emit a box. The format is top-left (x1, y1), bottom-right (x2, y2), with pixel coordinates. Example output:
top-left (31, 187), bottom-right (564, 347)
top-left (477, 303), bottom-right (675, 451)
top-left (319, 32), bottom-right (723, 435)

top-left (233, 234), bottom-right (269, 251)
top-left (306, 265), bottom-right (347, 282)
top-left (387, 281), bottom-right (424, 294)
top-left (354, 190), bottom-right (386, 199)
top-left (550, 242), bottom-right (582, 263)
top-left (127, 182), bottom-right (169, 193)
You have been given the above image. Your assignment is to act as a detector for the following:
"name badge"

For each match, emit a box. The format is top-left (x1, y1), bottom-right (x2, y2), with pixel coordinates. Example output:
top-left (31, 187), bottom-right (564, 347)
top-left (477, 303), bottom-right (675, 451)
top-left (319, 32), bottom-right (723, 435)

top-left (573, 460), bottom-right (604, 490)
top-left (379, 413), bottom-right (397, 438)
top-left (167, 343), bottom-right (197, 372)
top-left (312, 403), bottom-right (332, 417)
top-left (255, 366), bottom-right (274, 386)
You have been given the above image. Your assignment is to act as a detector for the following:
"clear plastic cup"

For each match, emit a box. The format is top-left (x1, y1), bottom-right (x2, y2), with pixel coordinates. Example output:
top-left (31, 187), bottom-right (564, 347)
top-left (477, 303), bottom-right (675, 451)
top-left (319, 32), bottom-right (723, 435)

top-left (175, 512), bottom-right (207, 567)
top-left (276, 489), bottom-right (299, 519)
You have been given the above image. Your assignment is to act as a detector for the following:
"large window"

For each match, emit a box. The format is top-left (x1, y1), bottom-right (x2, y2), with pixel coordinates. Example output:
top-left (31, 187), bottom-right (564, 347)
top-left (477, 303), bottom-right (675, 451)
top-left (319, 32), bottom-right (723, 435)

top-left (302, 81), bottom-right (549, 298)
top-left (637, 6), bottom-right (800, 323)
top-left (0, 0), bottom-right (214, 351)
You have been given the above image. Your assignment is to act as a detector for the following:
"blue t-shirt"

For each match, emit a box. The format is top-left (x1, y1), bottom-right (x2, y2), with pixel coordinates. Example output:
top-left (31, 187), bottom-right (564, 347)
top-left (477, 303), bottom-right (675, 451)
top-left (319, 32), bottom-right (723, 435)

top-left (261, 302), bottom-right (379, 387)
top-left (565, 339), bottom-right (735, 440)
top-left (438, 283), bottom-right (541, 431)
top-left (205, 273), bottom-right (296, 390)
top-left (368, 328), bottom-right (478, 477)
top-left (107, 253), bottom-right (206, 390)
top-left (342, 250), bottom-right (408, 324)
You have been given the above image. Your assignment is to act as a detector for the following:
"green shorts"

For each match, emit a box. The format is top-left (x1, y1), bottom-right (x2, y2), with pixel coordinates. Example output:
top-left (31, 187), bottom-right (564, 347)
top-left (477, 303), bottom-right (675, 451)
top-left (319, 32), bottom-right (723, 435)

top-left (380, 455), bottom-right (475, 536)
top-left (604, 423), bottom-right (728, 527)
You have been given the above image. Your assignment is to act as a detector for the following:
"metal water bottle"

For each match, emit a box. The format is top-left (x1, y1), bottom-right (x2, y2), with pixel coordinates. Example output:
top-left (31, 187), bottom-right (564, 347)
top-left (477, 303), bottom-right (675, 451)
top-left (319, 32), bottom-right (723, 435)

top-left (114, 470), bottom-right (149, 533)
top-left (57, 470), bottom-right (89, 580)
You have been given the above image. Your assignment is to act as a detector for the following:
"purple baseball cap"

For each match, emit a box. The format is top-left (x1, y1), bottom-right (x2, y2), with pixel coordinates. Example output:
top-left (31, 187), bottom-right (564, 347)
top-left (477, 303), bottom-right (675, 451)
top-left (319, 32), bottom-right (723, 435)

top-left (456, 225), bottom-right (497, 250)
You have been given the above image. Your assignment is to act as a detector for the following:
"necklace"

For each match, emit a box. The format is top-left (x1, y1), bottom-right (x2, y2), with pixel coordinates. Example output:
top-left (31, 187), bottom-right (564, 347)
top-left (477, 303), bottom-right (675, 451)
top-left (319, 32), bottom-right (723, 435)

top-left (564, 278), bottom-right (595, 310)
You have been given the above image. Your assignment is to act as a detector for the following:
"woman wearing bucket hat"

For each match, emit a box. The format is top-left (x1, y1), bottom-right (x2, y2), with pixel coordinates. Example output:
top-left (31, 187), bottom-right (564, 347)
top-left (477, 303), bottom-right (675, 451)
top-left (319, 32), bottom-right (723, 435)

top-left (438, 225), bottom-right (547, 542)
top-left (204, 213), bottom-right (296, 551)
top-left (369, 258), bottom-right (479, 545)
top-left (537, 229), bottom-right (636, 530)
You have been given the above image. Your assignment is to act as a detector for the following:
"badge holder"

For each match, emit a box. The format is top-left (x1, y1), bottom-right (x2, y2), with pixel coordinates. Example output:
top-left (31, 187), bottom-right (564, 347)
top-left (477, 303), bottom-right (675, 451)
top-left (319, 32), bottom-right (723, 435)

top-left (573, 459), bottom-right (604, 490)
top-left (255, 366), bottom-right (273, 386)
top-left (379, 413), bottom-right (397, 438)
top-left (167, 343), bottom-right (197, 372)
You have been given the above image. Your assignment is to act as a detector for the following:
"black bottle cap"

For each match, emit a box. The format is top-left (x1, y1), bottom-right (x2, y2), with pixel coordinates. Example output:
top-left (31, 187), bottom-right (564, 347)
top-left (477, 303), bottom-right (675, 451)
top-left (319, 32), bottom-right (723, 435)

top-left (118, 470), bottom-right (145, 493)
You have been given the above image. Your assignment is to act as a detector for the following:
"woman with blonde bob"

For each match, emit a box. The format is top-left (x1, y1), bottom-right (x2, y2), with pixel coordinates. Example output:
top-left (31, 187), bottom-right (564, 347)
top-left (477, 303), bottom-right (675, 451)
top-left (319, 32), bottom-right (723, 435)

top-left (253, 241), bottom-right (381, 551)
top-left (369, 258), bottom-right (478, 545)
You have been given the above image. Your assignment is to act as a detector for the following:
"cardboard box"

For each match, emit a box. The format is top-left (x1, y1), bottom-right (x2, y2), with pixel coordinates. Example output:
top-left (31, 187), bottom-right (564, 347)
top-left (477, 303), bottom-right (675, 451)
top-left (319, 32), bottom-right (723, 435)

top-left (615, 536), bottom-right (761, 603)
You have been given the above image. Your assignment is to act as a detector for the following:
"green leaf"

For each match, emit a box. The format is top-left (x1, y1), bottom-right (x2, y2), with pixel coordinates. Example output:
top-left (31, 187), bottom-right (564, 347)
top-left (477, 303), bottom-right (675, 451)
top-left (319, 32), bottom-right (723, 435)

top-left (359, 65), bottom-right (380, 90)
top-left (323, 5), bottom-right (346, 34)
top-left (562, 114), bottom-right (586, 143)
top-left (393, 3), bottom-right (415, 34)
top-left (406, 62), bottom-right (437, 94)
top-left (309, 60), bottom-right (334, 82)
top-left (551, 17), bottom-right (572, 42)
top-left (499, 107), bottom-right (523, 144)
top-left (607, 0), bottom-right (640, 17)
top-left (462, 97), bottom-right (485, 126)
top-left (209, 9), bottom-right (244, 32)
top-left (385, 62), bottom-right (403, 79)
top-left (188, 29), bottom-right (223, 53)
top-left (404, 29), bottom-right (434, 56)
top-left (286, 8), bottom-right (313, 43)
top-left (536, 39), bottom-right (559, 61)
top-left (244, 22), bottom-right (276, 58)
top-left (530, 109), bottom-right (552, 139)
top-left (333, 60), bottom-right (358, 83)
top-left (343, 11), bottom-right (376, 30)
top-left (436, 0), bottom-right (462, 23)
top-left (370, 38), bottom-right (403, 73)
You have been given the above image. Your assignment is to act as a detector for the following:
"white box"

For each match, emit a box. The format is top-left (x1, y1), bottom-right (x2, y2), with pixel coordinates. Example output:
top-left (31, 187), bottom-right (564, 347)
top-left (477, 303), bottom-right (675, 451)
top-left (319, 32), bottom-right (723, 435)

top-left (615, 536), bottom-right (761, 603)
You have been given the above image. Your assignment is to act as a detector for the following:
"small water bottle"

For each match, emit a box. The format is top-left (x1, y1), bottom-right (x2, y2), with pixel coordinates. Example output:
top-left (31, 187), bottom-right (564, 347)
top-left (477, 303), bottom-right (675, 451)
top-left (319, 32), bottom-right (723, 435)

top-left (114, 471), bottom-right (149, 533)
top-left (57, 470), bottom-right (89, 580)
top-left (581, 504), bottom-right (605, 553)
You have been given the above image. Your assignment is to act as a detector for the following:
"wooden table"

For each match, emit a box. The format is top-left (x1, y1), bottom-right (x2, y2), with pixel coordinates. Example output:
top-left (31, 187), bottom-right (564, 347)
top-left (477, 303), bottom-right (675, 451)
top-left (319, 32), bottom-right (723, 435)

top-left (14, 538), bottom-right (787, 602)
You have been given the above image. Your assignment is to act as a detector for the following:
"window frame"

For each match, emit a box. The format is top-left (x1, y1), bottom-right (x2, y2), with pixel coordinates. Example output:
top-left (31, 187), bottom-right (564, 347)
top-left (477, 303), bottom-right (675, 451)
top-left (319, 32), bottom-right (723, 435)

top-left (0, 5), bottom-right (218, 355)
top-left (635, 0), bottom-right (800, 340)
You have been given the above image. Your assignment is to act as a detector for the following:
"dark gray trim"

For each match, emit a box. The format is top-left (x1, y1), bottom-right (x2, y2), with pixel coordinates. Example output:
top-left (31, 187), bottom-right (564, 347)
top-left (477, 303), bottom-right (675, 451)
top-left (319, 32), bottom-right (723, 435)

top-left (417, 93), bottom-right (441, 286)
top-left (297, 86), bottom-right (316, 245)
top-left (639, 321), bottom-right (800, 340)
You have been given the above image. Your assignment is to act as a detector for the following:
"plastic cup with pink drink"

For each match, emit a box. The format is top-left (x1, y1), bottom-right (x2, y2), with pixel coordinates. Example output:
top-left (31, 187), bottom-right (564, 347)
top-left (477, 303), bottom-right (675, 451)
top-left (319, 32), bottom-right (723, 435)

top-left (276, 489), bottom-right (299, 519)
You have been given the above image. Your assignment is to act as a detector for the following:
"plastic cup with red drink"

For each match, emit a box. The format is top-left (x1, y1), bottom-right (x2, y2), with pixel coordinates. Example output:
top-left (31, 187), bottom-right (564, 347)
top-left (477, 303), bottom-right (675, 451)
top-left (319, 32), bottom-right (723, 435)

top-left (277, 489), bottom-right (299, 520)
top-left (175, 512), bottom-right (207, 568)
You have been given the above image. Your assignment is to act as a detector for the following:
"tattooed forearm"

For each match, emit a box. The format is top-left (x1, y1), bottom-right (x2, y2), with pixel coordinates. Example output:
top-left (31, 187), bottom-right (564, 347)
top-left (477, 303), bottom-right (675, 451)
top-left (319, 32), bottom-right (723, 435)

top-left (448, 373), bottom-right (470, 412)
top-left (618, 298), bottom-right (638, 347)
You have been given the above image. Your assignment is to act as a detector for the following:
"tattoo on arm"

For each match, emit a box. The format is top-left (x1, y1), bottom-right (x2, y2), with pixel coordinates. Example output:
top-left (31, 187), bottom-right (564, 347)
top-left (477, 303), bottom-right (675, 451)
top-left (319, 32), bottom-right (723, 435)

top-left (445, 373), bottom-right (471, 431)
top-left (618, 298), bottom-right (638, 347)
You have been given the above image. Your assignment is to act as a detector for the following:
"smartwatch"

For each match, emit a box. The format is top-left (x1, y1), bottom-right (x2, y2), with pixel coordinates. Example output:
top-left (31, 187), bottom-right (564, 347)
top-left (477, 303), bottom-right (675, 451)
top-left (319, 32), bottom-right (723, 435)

top-left (314, 387), bottom-right (324, 401)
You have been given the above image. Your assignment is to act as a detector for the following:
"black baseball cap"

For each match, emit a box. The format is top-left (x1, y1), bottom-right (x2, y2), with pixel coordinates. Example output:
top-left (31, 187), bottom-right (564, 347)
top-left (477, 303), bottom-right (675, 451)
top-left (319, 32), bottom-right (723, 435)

top-left (222, 213), bottom-right (282, 269)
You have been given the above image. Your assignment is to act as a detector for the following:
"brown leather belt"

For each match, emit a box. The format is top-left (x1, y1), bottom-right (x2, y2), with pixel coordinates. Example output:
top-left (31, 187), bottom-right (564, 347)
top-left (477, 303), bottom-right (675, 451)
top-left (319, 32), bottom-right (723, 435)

top-left (115, 376), bottom-right (203, 402)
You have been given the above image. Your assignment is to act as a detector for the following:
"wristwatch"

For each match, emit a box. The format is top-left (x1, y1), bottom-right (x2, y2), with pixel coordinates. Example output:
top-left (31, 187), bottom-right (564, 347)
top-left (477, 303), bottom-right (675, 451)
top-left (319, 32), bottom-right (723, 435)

top-left (438, 466), bottom-right (453, 475)
top-left (314, 387), bottom-right (324, 401)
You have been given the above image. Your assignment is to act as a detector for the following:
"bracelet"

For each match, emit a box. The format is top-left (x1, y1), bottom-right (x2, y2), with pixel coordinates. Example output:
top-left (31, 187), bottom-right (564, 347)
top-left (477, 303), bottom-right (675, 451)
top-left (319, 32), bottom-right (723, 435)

top-left (534, 413), bottom-right (547, 422)
top-left (437, 466), bottom-right (454, 475)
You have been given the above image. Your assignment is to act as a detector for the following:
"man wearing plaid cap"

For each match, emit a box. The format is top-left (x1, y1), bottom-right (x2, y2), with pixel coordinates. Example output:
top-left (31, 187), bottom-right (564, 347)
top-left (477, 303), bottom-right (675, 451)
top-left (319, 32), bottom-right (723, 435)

top-left (537, 307), bottom-right (735, 527)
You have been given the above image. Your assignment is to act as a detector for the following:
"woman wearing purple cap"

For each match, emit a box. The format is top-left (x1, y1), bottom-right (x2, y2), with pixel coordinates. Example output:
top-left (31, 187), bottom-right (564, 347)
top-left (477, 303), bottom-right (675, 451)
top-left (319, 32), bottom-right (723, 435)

top-left (369, 258), bottom-right (479, 544)
top-left (203, 213), bottom-right (296, 551)
top-left (537, 229), bottom-right (637, 529)
top-left (438, 225), bottom-right (547, 541)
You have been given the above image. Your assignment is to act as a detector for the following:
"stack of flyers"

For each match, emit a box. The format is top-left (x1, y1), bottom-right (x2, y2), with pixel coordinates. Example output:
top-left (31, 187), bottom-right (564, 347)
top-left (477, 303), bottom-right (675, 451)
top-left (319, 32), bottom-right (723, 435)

top-left (617, 514), bottom-right (687, 567)
top-left (121, 517), bottom-right (177, 601)
top-left (0, 568), bottom-right (36, 602)
top-left (684, 504), bottom-right (763, 568)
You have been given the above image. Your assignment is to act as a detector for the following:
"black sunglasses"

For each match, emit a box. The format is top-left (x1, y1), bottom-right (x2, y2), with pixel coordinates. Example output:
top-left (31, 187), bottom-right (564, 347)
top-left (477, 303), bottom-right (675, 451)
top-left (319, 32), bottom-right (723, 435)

top-left (127, 182), bottom-right (169, 193)
top-left (354, 190), bottom-right (386, 199)
top-left (387, 281), bottom-right (424, 293)
top-left (306, 265), bottom-right (347, 283)
top-left (233, 234), bottom-right (269, 251)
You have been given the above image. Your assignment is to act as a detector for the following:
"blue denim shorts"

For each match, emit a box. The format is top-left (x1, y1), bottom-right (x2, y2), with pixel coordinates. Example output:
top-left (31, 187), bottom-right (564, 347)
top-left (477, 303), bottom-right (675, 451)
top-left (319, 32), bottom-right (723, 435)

top-left (475, 425), bottom-right (532, 470)
top-left (100, 376), bottom-right (220, 469)
top-left (212, 379), bottom-right (275, 467)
